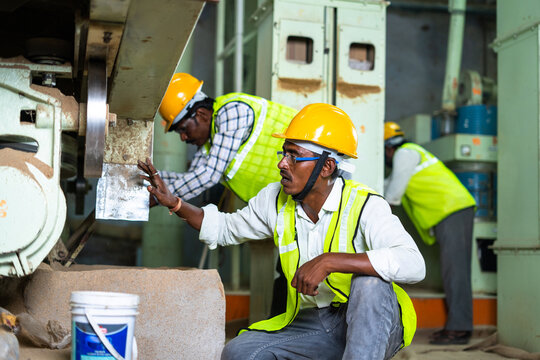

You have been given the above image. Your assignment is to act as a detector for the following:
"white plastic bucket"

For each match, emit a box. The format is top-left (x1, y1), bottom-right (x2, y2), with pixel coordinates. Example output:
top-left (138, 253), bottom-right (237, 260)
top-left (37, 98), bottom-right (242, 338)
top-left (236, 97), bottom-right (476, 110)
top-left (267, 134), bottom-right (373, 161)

top-left (70, 291), bottom-right (139, 360)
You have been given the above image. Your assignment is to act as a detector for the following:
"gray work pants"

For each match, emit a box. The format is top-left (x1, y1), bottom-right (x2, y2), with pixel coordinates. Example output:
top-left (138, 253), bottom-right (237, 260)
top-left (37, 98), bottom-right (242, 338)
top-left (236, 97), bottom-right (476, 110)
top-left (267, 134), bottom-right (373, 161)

top-left (221, 276), bottom-right (404, 360)
top-left (434, 206), bottom-right (475, 331)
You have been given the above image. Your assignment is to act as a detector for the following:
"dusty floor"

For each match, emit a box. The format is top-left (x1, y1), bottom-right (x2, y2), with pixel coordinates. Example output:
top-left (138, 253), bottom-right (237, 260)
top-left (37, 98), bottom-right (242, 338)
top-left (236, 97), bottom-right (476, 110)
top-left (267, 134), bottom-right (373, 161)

top-left (19, 344), bottom-right (70, 360)
top-left (18, 326), bottom-right (538, 359)
top-left (394, 327), bottom-right (531, 360)
top-left (225, 321), bottom-right (536, 360)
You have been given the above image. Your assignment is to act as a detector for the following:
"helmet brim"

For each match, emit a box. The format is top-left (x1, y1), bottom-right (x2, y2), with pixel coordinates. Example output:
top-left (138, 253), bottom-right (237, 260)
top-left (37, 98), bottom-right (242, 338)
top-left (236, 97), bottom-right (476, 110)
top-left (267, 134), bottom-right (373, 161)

top-left (272, 132), bottom-right (358, 159)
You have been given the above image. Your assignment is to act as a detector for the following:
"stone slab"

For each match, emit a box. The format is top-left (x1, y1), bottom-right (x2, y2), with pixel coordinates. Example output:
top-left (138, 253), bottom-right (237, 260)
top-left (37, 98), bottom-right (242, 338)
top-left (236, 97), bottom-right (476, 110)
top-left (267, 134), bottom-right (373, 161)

top-left (23, 265), bottom-right (225, 360)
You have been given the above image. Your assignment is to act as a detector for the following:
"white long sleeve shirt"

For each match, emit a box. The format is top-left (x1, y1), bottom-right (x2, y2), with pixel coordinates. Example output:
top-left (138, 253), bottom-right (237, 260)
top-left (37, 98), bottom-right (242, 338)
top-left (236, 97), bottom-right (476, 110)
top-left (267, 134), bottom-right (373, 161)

top-left (384, 147), bottom-right (421, 205)
top-left (200, 178), bottom-right (425, 309)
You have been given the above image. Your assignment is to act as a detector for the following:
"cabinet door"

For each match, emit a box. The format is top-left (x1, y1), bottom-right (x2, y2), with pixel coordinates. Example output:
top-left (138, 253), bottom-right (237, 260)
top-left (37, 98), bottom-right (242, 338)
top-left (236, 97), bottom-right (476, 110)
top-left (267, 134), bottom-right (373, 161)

top-left (335, 5), bottom-right (386, 192)
top-left (276, 19), bottom-right (325, 80)
top-left (272, 18), bottom-right (327, 107)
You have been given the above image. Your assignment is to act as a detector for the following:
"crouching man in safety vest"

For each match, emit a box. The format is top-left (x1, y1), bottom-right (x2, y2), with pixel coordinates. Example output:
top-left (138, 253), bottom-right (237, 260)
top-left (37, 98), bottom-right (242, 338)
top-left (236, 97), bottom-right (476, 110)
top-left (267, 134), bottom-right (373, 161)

top-left (138, 104), bottom-right (426, 359)
top-left (157, 73), bottom-right (298, 203)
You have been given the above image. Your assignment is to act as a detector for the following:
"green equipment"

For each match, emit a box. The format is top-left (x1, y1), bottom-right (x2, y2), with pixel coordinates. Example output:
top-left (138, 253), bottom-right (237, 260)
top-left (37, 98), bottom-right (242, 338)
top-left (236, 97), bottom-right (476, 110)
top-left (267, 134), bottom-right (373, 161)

top-left (0, 0), bottom-right (205, 277)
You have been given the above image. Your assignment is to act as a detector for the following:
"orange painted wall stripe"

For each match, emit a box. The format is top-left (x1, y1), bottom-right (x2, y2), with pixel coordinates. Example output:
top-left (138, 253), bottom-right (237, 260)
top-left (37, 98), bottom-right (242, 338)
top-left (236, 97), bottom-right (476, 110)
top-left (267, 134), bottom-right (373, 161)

top-left (413, 298), bottom-right (448, 328)
top-left (226, 295), bottom-right (250, 322)
top-left (472, 298), bottom-right (497, 325)
top-left (225, 295), bottom-right (497, 327)
top-left (412, 298), bottom-right (497, 328)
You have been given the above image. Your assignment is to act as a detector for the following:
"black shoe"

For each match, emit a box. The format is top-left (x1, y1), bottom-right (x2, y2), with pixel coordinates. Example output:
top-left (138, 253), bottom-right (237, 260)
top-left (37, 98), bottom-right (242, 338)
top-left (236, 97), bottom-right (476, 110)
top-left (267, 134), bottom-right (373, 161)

top-left (428, 329), bottom-right (445, 340)
top-left (429, 330), bottom-right (472, 345)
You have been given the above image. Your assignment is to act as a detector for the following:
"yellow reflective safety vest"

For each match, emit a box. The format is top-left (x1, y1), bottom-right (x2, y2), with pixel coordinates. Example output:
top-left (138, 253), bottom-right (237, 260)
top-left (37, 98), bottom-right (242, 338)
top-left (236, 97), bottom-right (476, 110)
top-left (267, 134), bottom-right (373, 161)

top-left (240, 179), bottom-right (417, 348)
top-left (205, 93), bottom-right (297, 202)
top-left (399, 143), bottom-right (476, 245)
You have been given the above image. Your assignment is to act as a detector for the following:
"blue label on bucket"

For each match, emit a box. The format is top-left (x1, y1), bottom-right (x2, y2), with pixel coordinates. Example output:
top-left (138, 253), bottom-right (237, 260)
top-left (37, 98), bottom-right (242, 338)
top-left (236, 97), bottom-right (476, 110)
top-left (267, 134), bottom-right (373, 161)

top-left (73, 321), bottom-right (128, 360)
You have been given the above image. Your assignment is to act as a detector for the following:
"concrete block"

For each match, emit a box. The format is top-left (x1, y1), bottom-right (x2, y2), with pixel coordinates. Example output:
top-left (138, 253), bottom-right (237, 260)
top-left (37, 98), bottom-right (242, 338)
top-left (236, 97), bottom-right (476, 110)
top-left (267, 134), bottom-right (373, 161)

top-left (23, 265), bottom-right (225, 360)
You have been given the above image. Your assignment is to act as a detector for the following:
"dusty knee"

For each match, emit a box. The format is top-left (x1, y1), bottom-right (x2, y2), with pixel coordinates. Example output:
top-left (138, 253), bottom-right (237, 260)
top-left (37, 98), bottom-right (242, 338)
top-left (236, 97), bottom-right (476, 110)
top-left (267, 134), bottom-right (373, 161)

top-left (351, 275), bottom-right (390, 289)
top-left (350, 276), bottom-right (393, 301)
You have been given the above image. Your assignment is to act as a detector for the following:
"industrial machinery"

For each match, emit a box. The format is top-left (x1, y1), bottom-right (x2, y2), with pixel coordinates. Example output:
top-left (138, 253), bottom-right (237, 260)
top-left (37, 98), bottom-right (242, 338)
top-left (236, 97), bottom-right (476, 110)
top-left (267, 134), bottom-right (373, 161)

top-left (397, 0), bottom-right (498, 294)
top-left (492, 0), bottom-right (540, 351)
top-left (0, 0), bottom-right (207, 277)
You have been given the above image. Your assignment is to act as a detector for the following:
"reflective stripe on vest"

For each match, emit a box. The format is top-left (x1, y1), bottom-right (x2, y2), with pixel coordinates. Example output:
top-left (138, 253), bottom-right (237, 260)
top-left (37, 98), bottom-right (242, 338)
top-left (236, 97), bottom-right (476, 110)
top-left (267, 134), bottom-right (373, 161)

top-left (240, 179), bottom-right (417, 347)
top-left (208, 93), bottom-right (297, 202)
top-left (400, 143), bottom-right (476, 245)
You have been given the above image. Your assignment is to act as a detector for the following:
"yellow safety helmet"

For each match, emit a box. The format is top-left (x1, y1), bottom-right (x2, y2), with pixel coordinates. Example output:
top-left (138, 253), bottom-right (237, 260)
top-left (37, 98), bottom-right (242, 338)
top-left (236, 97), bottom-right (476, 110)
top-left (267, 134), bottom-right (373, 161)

top-left (159, 73), bottom-right (204, 132)
top-left (384, 122), bottom-right (404, 141)
top-left (272, 103), bottom-right (358, 158)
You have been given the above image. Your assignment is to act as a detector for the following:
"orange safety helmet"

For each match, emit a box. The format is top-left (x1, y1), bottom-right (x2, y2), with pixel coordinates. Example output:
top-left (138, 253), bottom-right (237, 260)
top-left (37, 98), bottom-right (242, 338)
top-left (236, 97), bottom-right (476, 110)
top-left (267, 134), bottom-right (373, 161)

top-left (384, 122), bottom-right (404, 141)
top-left (272, 103), bottom-right (358, 158)
top-left (159, 73), bottom-right (204, 132)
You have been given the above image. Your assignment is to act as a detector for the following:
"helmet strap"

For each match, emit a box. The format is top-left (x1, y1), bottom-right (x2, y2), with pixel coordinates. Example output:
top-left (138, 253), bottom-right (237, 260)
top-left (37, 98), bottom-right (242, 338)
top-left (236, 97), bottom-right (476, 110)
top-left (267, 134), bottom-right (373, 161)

top-left (292, 151), bottom-right (330, 202)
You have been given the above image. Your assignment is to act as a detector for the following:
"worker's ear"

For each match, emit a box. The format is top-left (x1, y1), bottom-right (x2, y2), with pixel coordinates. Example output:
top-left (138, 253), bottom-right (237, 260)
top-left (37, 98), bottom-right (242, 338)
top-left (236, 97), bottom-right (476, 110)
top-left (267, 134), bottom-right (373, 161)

top-left (320, 158), bottom-right (337, 178)
top-left (195, 107), bottom-right (212, 124)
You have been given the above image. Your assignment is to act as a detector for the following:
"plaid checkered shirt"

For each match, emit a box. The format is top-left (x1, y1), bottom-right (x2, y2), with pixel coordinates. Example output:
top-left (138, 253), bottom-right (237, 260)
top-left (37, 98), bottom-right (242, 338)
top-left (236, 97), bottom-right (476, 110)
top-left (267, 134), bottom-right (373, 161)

top-left (159, 101), bottom-right (254, 200)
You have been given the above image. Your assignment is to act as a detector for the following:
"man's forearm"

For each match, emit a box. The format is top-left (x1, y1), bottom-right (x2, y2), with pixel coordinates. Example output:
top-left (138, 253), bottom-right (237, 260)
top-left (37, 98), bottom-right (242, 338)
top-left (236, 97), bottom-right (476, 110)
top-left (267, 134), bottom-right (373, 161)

top-left (292, 252), bottom-right (381, 295)
top-left (171, 199), bottom-right (204, 231)
top-left (324, 253), bottom-right (380, 278)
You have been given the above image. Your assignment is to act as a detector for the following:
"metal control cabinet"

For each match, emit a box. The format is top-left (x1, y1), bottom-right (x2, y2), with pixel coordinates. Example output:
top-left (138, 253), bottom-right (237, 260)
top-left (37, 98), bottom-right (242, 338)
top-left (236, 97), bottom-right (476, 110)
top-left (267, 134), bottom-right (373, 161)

top-left (492, 0), bottom-right (540, 352)
top-left (255, 0), bottom-right (387, 191)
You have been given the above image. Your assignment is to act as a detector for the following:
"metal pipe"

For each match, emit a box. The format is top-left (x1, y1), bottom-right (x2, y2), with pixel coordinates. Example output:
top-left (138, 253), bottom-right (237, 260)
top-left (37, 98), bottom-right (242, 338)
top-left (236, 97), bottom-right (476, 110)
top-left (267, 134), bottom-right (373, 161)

top-left (231, 245), bottom-right (241, 290)
top-left (234, 0), bottom-right (244, 92)
top-left (229, 0), bottom-right (245, 291)
top-left (441, 0), bottom-right (467, 112)
top-left (209, 0), bottom-right (226, 271)
top-left (218, 30), bottom-right (257, 61)
top-left (215, 0), bottom-right (225, 96)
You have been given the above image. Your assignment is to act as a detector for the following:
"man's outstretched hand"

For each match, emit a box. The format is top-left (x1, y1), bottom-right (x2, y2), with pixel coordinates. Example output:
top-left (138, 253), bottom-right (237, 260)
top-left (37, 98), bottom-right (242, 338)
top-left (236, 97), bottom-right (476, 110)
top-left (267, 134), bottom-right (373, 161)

top-left (137, 158), bottom-right (178, 208)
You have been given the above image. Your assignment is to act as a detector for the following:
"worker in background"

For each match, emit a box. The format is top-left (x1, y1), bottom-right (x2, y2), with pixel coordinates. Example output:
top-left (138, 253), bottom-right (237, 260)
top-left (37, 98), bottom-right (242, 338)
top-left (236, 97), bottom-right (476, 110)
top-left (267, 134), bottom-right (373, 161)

top-left (138, 104), bottom-right (426, 359)
top-left (156, 73), bottom-right (298, 203)
top-left (383, 122), bottom-right (476, 345)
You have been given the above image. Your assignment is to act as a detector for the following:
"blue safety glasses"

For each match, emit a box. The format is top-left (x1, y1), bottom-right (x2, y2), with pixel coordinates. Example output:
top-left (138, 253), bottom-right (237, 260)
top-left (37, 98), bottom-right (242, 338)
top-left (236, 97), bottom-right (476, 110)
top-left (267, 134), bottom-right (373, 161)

top-left (277, 151), bottom-right (320, 165)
